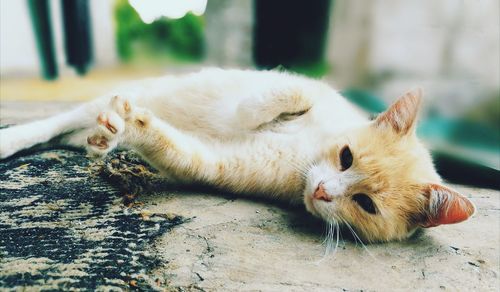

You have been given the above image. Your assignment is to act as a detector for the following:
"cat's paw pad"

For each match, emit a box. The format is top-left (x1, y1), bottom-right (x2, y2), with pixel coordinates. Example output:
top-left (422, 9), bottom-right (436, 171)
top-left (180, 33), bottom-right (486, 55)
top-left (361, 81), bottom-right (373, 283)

top-left (86, 134), bottom-right (112, 159)
top-left (131, 109), bottom-right (152, 129)
top-left (86, 135), bottom-right (109, 150)
top-left (86, 132), bottom-right (119, 158)
top-left (86, 110), bottom-right (124, 157)
top-left (110, 95), bottom-right (133, 119)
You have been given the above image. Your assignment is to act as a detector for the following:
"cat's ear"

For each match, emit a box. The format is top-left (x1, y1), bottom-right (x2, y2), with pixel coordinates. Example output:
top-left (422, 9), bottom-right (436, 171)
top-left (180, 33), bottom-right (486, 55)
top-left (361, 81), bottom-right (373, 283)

top-left (374, 88), bottom-right (422, 135)
top-left (420, 184), bottom-right (476, 228)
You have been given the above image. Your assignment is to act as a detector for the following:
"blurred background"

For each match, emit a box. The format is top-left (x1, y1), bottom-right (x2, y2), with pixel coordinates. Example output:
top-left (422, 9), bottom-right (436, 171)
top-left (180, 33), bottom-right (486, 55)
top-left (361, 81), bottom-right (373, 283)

top-left (0, 0), bottom-right (498, 188)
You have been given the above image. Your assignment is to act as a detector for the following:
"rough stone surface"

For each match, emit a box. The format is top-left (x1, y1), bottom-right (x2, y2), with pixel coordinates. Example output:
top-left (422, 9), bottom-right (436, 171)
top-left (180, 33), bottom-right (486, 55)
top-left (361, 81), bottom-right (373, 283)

top-left (1, 101), bottom-right (499, 291)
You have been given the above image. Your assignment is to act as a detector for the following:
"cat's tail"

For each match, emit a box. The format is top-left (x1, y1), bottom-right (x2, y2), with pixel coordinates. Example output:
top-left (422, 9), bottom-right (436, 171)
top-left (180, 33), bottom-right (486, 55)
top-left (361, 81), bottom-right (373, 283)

top-left (0, 101), bottom-right (101, 159)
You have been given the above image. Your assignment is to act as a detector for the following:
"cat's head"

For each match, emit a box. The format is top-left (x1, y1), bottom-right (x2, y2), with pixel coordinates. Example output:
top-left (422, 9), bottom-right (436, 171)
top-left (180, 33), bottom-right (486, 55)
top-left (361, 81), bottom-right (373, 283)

top-left (303, 89), bottom-right (475, 242)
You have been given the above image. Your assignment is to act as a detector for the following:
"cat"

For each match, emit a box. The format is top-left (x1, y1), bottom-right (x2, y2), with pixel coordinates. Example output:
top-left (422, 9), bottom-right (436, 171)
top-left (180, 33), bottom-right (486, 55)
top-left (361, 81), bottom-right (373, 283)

top-left (0, 68), bottom-right (475, 242)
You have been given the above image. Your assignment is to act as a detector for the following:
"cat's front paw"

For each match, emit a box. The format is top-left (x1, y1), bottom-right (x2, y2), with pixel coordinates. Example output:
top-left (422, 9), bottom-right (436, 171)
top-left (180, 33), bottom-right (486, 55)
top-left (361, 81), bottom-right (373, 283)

top-left (86, 110), bottom-right (124, 158)
top-left (86, 96), bottom-right (151, 158)
top-left (86, 96), bottom-right (129, 158)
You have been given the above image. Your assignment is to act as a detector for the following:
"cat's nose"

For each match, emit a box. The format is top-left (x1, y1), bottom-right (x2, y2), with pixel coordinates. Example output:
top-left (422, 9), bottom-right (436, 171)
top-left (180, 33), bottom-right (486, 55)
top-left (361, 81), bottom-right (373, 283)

top-left (313, 183), bottom-right (332, 202)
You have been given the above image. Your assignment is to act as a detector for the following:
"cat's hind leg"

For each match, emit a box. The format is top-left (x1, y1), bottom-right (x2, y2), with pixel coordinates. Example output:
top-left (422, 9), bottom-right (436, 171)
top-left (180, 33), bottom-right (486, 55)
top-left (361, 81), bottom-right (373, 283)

top-left (236, 87), bottom-right (313, 130)
top-left (0, 94), bottom-right (129, 159)
top-left (0, 104), bottom-right (97, 159)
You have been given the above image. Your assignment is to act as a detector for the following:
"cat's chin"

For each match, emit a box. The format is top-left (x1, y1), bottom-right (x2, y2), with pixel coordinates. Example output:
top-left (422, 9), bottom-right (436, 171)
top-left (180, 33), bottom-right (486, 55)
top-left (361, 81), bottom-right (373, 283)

top-left (303, 194), bottom-right (321, 218)
top-left (303, 193), bottom-right (335, 222)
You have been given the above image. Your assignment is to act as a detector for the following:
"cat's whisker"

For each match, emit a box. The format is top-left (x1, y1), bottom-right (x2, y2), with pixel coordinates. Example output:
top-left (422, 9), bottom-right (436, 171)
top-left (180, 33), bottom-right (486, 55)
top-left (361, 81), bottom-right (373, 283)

top-left (315, 222), bottom-right (333, 264)
top-left (327, 222), bottom-right (334, 252)
top-left (341, 219), bottom-right (375, 258)
top-left (345, 222), bottom-right (363, 250)
top-left (322, 221), bottom-right (332, 255)
top-left (297, 158), bottom-right (314, 173)
top-left (335, 221), bottom-right (340, 252)
top-left (342, 219), bottom-right (361, 245)
top-left (284, 157), bottom-right (313, 179)
top-left (321, 222), bottom-right (330, 245)
top-left (322, 218), bottom-right (342, 257)
top-left (284, 157), bottom-right (302, 172)
top-left (338, 219), bottom-right (345, 249)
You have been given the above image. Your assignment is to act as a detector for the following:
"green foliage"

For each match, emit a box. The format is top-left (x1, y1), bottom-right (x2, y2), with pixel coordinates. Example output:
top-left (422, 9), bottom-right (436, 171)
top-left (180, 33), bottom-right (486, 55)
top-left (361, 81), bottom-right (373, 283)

top-left (114, 0), bottom-right (205, 63)
top-left (288, 62), bottom-right (330, 78)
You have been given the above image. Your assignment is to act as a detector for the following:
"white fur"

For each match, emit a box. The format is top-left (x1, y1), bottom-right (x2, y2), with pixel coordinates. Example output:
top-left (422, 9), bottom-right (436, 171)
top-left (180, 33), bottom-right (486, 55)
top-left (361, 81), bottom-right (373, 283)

top-left (0, 68), bottom-right (368, 204)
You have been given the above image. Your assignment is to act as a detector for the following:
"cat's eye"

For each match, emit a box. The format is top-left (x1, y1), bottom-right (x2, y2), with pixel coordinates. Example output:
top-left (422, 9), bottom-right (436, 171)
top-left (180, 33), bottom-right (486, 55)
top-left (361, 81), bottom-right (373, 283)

top-left (339, 145), bottom-right (353, 171)
top-left (352, 193), bottom-right (377, 214)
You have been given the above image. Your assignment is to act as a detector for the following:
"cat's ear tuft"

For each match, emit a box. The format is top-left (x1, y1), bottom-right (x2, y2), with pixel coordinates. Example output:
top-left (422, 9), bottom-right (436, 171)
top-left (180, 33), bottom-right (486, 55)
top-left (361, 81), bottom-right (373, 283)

top-left (374, 88), bottom-right (422, 135)
top-left (420, 184), bottom-right (476, 228)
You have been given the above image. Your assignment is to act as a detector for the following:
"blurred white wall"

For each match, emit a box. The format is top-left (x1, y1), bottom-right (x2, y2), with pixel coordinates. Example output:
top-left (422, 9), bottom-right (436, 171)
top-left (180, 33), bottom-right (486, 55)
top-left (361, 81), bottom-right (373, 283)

top-left (328, 0), bottom-right (500, 116)
top-left (89, 0), bottom-right (118, 67)
top-left (0, 0), bottom-right (117, 77)
top-left (0, 0), bottom-right (40, 76)
top-left (204, 0), bottom-right (253, 67)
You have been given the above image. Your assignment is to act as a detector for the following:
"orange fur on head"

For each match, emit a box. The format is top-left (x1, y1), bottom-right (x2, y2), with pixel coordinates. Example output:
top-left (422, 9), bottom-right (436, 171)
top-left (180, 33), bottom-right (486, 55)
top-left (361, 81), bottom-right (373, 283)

top-left (312, 89), bottom-right (476, 242)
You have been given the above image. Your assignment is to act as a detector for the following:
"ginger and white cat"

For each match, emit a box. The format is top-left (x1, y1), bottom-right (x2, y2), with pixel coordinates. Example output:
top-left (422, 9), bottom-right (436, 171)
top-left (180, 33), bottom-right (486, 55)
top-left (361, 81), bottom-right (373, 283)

top-left (0, 68), bottom-right (475, 242)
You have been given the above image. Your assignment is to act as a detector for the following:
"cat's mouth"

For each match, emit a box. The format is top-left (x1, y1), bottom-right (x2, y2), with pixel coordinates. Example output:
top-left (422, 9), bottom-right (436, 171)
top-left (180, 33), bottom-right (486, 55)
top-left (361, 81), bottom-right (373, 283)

top-left (303, 191), bottom-right (320, 217)
top-left (304, 186), bottom-right (337, 219)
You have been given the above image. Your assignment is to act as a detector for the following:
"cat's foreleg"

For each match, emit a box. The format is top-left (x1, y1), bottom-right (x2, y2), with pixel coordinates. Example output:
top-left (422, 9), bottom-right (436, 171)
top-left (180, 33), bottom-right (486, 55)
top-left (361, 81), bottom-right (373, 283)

top-left (86, 96), bottom-right (218, 181)
top-left (0, 104), bottom-right (99, 159)
top-left (0, 91), bottom-right (143, 159)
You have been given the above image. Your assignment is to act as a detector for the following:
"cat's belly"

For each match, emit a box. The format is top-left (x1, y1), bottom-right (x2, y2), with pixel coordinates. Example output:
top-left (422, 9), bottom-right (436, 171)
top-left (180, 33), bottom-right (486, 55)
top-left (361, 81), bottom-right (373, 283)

top-left (132, 68), bottom-right (369, 140)
top-left (147, 105), bottom-right (367, 144)
top-left (155, 112), bottom-right (312, 141)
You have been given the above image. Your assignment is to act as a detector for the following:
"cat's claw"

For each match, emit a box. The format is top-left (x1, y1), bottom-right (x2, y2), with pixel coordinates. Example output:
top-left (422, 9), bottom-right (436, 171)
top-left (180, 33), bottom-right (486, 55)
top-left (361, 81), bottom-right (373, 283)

top-left (97, 113), bottom-right (116, 134)
top-left (96, 111), bottom-right (125, 136)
